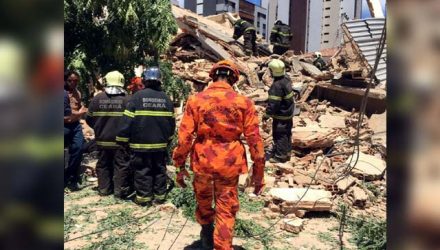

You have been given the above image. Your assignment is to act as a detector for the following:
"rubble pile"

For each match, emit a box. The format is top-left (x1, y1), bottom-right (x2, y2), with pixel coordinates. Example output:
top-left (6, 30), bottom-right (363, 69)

top-left (167, 5), bottom-right (387, 234)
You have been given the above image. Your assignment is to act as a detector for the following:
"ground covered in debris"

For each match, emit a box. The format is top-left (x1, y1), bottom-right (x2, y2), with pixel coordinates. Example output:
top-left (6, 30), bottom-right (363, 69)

top-left (66, 5), bottom-right (387, 250)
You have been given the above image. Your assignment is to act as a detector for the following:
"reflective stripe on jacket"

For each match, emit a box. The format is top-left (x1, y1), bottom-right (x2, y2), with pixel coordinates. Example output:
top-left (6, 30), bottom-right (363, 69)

top-left (270, 24), bottom-right (292, 47)
top-left (86, 92), bottom-right (130, 149)
top-left (117, 87), bottom-right (176, 152)
top-left (233, 19), bottom-right (256, 40)
top-left (266, 76), bottom-right (295, 120)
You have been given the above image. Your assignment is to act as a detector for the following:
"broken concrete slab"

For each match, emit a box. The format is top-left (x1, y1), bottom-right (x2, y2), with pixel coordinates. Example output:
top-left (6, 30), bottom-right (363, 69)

top-left (346, 152), bottom-right (386, 181)
top-left (282, 218), bottom-right (305, 234)
top-left (293, 175), bottom-right (313, 186)
top-left (313, 83), bottom-right (386, 115)
top-left (274, 162), bottom-right (295, 174)
top-left (278, 182), bottom-right (289, 188)
top-left (300, 61), bottom-right (323, 76)
top-left (349, 186), bottom-right (368, 208)
top-left (292, 125), bottom-right (337, 149)
top-left (269, 188), bottom-right (332, 211)
top-left (318, 114), bottom-right (346, 129)
top-left (335, 176), bottom-right (357, 193)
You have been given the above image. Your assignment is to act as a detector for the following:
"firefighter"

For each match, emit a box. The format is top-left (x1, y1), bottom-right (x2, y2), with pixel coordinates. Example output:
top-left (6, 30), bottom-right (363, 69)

top-left (270, 20), bottom-right (293, 55)
top-left (173, 60), bottom-right (265, 249)
top-left (313, 52), bottom-right (327, 70)
top-left (117, 67), bottom-right (175, 206)
top-left (85, 71), bottom-right (132, 198)
top-left (233, 19), bottom-right (257, 56)
top-left (263, 59), bottom-right (294, 163)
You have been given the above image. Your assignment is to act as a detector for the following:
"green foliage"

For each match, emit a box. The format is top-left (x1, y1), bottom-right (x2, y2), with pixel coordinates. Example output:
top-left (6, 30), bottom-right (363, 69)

top-left (168, 184), bottom-right (197, 221)
top-left (364, 182), bottom-right (381, 202)
top-left (238, 191), bottom-right (264, 213)
top-left (144, 59), bottom-right (191, 103)
top-left (347, 216), bottom-right (386, 250)
top-left (64, 0), bottom-right (178, 99)
top-left (83, 207), bottom-right (149, 250)
top-left (234, 218), bottom-right (272, 250)
top-left (317, 232), bottom-right (339, 247)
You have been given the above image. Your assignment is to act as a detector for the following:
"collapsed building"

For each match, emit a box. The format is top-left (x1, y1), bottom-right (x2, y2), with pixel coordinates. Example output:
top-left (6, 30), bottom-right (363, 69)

top-left (168, 5), bottom-right (387, 231)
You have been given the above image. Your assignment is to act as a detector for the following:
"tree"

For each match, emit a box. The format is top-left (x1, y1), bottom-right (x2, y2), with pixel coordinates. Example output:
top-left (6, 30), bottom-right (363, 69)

top-left (64, 0), bottom-right (178, 99)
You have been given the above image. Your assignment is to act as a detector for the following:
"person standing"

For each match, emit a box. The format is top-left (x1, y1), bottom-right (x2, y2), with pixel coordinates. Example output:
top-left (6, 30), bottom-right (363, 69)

top-left (117, 67), bottom-right (175, 206)
top-left (173, 60), bottom-right (265, 249)
top-left (64, 70), bottom-right (87, 191)
top-left (233, 18), bottom-right (258, 56)
top-left (264, 59), bottom-right (294, 163)
top-left (86, 71), bottom-right (132, 198)
top-left (270, 20), bottom-right (293, 55)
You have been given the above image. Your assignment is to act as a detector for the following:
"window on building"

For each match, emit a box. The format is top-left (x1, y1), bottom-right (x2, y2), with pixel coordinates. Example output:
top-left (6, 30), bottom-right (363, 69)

top-left (325, 7), bottom-right (330, 10)
top-left (257, 21), bottom-right (260, 27)
top-left (197, 0), bottom-right (203, 3)
top-left (324, 40), bottom-right (329, 43)
top-left (263, 23), bottom-right (266, 30)
top-left (325, 15), bottom-right (330, 18)
top-left (325, 24), bottom-right (330, 27)
top-left (196, 4), bottom-right (203, 14)
top-left (324, 32), bottom-right (329, 35)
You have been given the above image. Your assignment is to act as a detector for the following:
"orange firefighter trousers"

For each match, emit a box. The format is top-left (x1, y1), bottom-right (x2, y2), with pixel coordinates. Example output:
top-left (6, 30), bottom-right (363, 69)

top-left (193, 173), bottom-right (239, 250)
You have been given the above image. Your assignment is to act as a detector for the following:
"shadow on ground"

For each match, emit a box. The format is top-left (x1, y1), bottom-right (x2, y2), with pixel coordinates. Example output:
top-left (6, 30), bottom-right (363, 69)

top-left (183, 240), bottom-right (246, 250)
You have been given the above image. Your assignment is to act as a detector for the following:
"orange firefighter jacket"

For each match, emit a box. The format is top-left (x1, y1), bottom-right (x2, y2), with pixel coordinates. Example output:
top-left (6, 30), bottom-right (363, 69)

top-left (173, 81), bottom-right (265, 183)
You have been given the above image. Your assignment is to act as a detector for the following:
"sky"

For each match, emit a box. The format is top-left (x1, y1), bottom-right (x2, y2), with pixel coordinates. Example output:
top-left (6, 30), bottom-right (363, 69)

top-left (244, 0), bottom-right (261, 6)
top-left (361, 0), bottom-right (387, 18)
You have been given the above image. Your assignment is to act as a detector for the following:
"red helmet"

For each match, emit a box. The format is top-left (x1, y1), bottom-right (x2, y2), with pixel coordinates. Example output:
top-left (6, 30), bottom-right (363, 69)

top-left (209, 60), bottom-right (240, 84)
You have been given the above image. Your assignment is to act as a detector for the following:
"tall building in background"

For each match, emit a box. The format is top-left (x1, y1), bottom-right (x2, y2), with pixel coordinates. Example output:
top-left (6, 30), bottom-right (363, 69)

top-left (183, 0), bottom-right (239, 16)
top-left (260, 0), bottom-right (362, 53)
top-left (178, 0), bottom-right (362, 50)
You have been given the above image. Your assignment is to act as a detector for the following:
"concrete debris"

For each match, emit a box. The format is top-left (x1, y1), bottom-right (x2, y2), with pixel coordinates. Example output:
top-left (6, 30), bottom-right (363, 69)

top-left (269, 188), bottom-right (332, 211)
top-left (292, 126), bottom-right (337, 149)
top-left (349, 186), bottom-right (368, 208)
top-left (282, 218), bottom-right (305, 234)
top-left (318, 114), bottom-right (346, 129)
top-left (346, 152), bottom-right (386, 181)
top-left (335, 176), bottom-right (357, 194)
top-left (163, 5), bottom-right (387, 222)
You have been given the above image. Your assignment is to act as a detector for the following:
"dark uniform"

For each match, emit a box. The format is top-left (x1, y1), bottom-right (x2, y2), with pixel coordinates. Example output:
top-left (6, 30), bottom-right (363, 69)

top-left (266, 76), bottom-right (294, 162)
top-left (233, 19), bottom-right (257, 56)
top-left (313, 57), bottom-right (327, 71)
top-left (117, 86), bottom-right (175, 204)
top-left (270, 23), bottom-right (292, 55)
top-left (86, 91), bottom-right (132, 197)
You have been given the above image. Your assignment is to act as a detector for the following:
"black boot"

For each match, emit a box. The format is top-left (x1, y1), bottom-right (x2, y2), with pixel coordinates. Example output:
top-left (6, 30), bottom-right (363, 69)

top-left (200, 223), bottom-right (214, 249)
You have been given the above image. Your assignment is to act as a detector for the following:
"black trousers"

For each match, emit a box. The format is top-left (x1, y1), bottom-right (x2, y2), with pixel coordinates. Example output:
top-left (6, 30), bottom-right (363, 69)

top-left (96, 147), bottom-right (132, 197)
top-left (272, 119), bottom-right (293, 161)
top-left (243, 31), bottom-right (257, 56)
top-left (131, 152), bottom-right (167, 198)
top-left (273, 45), bottom-right (289, 55)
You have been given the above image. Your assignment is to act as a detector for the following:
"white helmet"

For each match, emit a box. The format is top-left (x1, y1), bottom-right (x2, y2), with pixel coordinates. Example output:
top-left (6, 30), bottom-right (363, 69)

top-left (314, 52), bottom-right (322, 58)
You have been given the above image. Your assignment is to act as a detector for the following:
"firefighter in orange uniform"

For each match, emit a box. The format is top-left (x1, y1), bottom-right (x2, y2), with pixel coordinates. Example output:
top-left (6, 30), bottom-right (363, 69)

top-left (173, 60), bottom-right (265, 250)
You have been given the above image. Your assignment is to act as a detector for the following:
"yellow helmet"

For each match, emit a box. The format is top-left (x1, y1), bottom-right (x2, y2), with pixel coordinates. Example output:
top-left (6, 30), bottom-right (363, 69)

top-left (268, 59), bottom-right (285, 77)
top-left (104, 71), bottom-right (125, 87)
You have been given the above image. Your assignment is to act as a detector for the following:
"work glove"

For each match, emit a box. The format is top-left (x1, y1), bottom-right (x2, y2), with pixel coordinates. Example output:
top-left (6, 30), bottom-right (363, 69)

top-left (175, 167), bottom-right (190, 188)
top-left (251, 163), bottom-right (265, 196)
top-left (253, 181), bottom-right (265, 196)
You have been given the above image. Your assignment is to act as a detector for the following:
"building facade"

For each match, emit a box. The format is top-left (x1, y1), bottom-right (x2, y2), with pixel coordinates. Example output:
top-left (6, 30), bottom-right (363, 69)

top-left (262, 0), bottom-right (362, 53)
top-left (180, 0), bottom-right (362, 50)
top-left (183, 0), bottom-right (270, 40)
top-left (183, 0), bottom-right (239, 16)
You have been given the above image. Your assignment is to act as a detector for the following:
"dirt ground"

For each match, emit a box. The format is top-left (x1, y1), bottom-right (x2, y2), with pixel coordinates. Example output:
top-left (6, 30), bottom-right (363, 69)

top-left (64, 178), bottom-right (367, 250)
